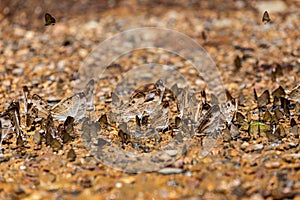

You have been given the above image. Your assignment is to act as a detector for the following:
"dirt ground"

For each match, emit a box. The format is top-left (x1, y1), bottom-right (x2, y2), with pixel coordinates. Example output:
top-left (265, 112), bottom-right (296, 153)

top-left (0, 0), bottom-right (300, 199)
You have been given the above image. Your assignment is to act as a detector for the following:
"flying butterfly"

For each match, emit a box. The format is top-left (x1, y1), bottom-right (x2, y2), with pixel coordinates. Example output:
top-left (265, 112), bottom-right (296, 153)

top-left (262, 11), bottom-right (271, 24)
top-left (45, 13), bottom-right (56, 26)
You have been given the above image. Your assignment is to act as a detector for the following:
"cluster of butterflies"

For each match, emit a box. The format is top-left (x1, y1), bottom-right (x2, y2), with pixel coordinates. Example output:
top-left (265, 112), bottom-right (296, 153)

top-left (110, 78), bottom-right (238, 146)
top-left (0, 80), bottom-right (95, 148)
top-left (233, 85), bottom-right (300, 141)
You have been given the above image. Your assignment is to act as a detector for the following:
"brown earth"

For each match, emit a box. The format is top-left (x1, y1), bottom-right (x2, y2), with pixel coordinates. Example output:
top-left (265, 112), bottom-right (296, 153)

top-left (0, 0), bottom-right (300, 199)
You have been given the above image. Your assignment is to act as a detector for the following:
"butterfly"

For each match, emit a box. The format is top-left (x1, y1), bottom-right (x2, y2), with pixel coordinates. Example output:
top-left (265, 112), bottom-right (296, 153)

top-left (116, 79), bottom-right (166, 119)
top-left (272, 86), bottom-right (286, 99)
top-left (63, 116), bottom-right (75, 138)
top-left (45, 13), bottom-right (56, 26)
top-left (67, 148), bottom-right (76, 162)
top-left (195, 104), bottom-right (224, 155)
top-left (196, 105), bottom-right (222, 135)
top-left (271, 64), bottom-right (283, 81)
top-left (98, 114), bottom-right (108, 127)
top-left (201, 31), bottom-right (207, 41)
top-left (220, 91), bottom-right (238, 125)
top-left (148, 102), bottom-right (170, 131)
top-left (30, 79), bottom-right (94, 122)
top-left (174, 86), bottom-right (189, 119)
top-left (0, 101), bottom-right (23, 137)
top-left (22, 86), bottom-right (30, 114)
top-left (255, 89), bottom-right (270, 108)
top-left (234, 55), bottom-right (242, 71)
top-left (129, 79), bottom-right (165, 106)
top-left (83, 79), bottom-right (95, 111)
top-left (262, 11), bottom-right (271, 24)
top-left (0, 116), bottom-right (12, 150)
top-left (31, 92), bottom-right (86, 121)
top-left (288, 85), bottom-right (300, 103)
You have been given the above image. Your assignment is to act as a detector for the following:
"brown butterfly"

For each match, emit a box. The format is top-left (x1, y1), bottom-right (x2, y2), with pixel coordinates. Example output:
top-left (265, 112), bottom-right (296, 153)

top-left (257, 90), bottom-right (270, 108)
top-left (64, 116), bottom-right (75, 137)
top-left (98, 114), bottom-right (109, 127)
top-left (234, 55), bottom-right (242, 71)
top-left (67, 148), bottom-right (76, 162)
top-left (262, 11), bottom-right (271, 24)
top-left (45, 13), bottom-right (56, 26)
top-left (272, 86), bottom-right (285, 99)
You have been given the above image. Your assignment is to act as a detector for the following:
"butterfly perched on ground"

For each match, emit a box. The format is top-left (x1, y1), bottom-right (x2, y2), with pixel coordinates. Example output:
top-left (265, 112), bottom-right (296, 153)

top-left (234, 55), bottom-right (242, 71)
top-left (29, 79), bottom-right (95, 122)
top-left (256, 90), bottom-right (271, 108)
top-left (84, 79), bottom-right (95, 111)
top-left (31, 92), bottom-right (86, 121)
top-left (262, 11), bottom-right (271, 24)
top-left (115, 79), bottom-right (166, 119)
top-left (288, 85), bottom-right (300, 103)
top-left (45, 13), bottom-right (56, 26)
top-left (0, 101), bottom-right (23, 137)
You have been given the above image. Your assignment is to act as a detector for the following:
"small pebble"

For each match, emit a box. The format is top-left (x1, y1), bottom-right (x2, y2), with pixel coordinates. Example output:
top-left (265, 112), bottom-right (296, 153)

top-left (158, 168), bottom-right (183, 174)
top-left (264, 161), bottom-right (281, 169)
top-left (115, 182), bottom-right (122, 188)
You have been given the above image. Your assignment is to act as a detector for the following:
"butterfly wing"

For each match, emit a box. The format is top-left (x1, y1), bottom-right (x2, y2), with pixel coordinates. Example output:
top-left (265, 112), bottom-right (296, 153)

top-left (31, 94), bottom-right (51, 118)
top-left (149, 103), bottom-right (170, 130)
top-left (22, 86), bottom-right (30, 114)
top-left (257, 90), bottom-right (270, 108)
top-left (289, 86), bottom-right (300, 102)
top-left (51, 93), bottom-right (82, 121)
top-left (75, 92), bottom-right (87, 120)
top-left (26, 103), bottom-right (38, 127)
top-left (197, 104), bottom-right (222, 135)
top-left (220, 99), bottom-right (237, 124)
top-left (84, 79), bottom-right (95, 111)
top-left (195, 104), bottom-right (223, 157)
